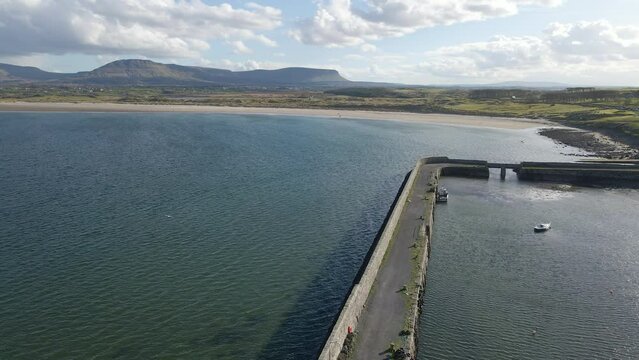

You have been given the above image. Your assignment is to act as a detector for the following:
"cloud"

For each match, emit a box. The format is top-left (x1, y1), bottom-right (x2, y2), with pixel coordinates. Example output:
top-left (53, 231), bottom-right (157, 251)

top-left (292, 0), bottom-right (562, 47)
top-left (421, 35), bottom-right (550, 79)
top-left (0, 0), bottom-right (281, 58)
top-left (546, 20), bottom-right (639, 61)
top-left (360, 43), bottom-right (377, 52)
top-left (254, 34), bottom-right (278, 47)
top-left (418, 20), bottom-right (639, 82)
top-left (219, 59), bottom-right (278, 71)
top-left (230, 40), bottom-right (252, 54)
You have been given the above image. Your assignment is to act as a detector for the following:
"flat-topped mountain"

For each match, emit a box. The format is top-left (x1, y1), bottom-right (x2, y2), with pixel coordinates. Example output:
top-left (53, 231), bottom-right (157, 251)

top-left (0, 59), bottom-right (350, 88)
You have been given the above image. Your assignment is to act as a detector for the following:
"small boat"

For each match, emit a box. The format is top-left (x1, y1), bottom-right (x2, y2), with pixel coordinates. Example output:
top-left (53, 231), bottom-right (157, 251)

top-left (534, 223), bottom-right (551, 232)
top-left (436, 187), bottom-right (449, 203)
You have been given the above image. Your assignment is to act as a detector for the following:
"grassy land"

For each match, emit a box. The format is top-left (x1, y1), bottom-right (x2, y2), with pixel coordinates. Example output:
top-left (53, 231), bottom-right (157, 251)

top-left (2, 85), bottom-right (638, 146)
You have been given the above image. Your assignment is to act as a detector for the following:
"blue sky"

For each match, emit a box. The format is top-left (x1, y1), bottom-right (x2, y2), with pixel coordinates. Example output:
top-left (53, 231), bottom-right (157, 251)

top-left (1, 0), bottom-right (639, 85)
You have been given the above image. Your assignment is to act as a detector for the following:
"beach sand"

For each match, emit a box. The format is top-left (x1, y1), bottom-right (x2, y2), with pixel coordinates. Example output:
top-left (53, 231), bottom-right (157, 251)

top-left (0, 102), bottom-right (550, 129)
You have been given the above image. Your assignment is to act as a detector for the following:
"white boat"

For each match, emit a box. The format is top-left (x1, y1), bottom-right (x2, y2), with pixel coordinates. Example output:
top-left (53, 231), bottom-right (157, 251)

top-left (436, 187), bottom-right (448, 203)
top-left (534, 223), bottom-right (551, 232)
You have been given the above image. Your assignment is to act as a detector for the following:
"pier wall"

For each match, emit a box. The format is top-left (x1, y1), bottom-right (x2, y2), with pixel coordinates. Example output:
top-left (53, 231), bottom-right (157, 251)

top-left (517, 162), bottom-right (639, 187)
top-left (405, 168), bottom-right (438, 357)
top-left (318, 159), bottom-right (426, 360)
top-left (520, 162), bottom-right (639, 170)
top-left (441, 166), bottom-right (489, 178)
top-left (318, 157), bottom-right (490, 360)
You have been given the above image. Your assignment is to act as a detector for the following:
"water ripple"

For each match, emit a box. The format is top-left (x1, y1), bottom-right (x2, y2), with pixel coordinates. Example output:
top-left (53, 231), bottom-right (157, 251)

top-left (0, 112), bottom-right (606, 359)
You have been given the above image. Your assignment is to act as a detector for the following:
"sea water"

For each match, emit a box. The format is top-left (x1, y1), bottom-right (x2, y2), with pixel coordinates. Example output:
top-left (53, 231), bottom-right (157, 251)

top-left (1, 112), bottom-right (634, 359)
top-left (418, 176), bottom-right (639, 359)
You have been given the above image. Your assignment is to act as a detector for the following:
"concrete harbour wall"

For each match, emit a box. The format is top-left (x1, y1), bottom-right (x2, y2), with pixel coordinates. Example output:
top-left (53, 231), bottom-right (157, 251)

top-left (404, 169), bottom-right (438, 357)
top-left (317, 159), bottom-right (426, 360)
top-left (517, 162), bottom-right (639, 187)
top-left (318, 157), bottom-right (491, 360)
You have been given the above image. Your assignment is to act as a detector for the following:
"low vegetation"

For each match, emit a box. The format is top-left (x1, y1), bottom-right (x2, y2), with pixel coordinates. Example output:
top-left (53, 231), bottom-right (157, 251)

top-left (1, 85), bottom-right (638, 146)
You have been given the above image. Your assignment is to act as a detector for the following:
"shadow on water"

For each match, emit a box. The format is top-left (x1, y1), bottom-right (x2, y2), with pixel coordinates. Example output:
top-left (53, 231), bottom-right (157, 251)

top-left (256, 171), bottom-right (412, 360)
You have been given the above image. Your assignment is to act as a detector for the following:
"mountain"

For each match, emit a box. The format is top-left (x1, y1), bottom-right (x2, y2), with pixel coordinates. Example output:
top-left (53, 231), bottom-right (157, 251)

top-left (0, 63), bottom-right (69, 82)
top-left (0, 59), bottom-right (350, 88)
top-left (2, 60), bottom-right (575, 89)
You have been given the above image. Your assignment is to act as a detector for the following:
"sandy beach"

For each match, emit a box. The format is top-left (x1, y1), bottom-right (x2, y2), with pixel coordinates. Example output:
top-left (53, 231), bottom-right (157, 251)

top-left (0, 102), bottom-right (550, 129)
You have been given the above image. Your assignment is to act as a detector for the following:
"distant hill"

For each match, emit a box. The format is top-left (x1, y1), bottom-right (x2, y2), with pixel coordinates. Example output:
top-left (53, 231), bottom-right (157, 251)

top-left (0, 63), bottom-right (70, 82)
top-left (448, 81), bottom-right (572, 89)
top-left (0, 59), bottom-right (351, 88)
top-left (0, 60), bottom-right (579, 90)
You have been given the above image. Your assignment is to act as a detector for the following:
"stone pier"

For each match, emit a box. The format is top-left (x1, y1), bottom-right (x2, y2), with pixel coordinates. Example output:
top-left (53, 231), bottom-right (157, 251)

top-left (318, 157), bottom-right (639, 360)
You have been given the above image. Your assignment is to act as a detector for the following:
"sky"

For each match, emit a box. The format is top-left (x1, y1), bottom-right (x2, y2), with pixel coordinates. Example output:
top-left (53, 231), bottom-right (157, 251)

top-left (1, 0), bottom-right (639, 85)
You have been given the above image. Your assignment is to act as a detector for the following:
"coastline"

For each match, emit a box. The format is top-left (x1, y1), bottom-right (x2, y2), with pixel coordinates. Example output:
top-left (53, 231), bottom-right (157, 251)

top-left (539, 127), bottom-right (638, 159)
top-left (4, 101), bottom-right (635, 157)
top-left (0, 101), bottom-right (549, 130)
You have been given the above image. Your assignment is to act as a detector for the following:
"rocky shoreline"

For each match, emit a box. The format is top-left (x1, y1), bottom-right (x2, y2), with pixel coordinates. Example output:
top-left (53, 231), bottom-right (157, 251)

top-left (539, 128), bottom-right (639, 159)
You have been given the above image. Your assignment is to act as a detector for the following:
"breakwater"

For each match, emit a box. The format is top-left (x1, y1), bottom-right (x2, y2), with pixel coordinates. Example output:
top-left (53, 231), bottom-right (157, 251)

top-left (319, 157), bottom-right (639, 360)
top-left (317, 157), bottom-right (488, 360)
top-left (317, 158), bottom-right (424, 360)
top-left (516, 161), bottom-right (639, 187)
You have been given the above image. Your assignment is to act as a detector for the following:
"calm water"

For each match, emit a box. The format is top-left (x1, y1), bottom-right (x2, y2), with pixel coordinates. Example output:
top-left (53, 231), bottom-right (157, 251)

top-left (0, 111), bottom-right (623, 359)
top-left (418, 176), bottom-right (639, 359)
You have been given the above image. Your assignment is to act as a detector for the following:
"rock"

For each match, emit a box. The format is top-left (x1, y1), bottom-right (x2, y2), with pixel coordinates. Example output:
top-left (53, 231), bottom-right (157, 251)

top-left (394, 347), bottom-right (410, 359)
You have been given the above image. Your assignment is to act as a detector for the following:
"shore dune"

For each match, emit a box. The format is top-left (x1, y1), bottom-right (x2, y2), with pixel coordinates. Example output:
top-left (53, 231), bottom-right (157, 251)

top-left (0, 102), bottom-right (550, 130)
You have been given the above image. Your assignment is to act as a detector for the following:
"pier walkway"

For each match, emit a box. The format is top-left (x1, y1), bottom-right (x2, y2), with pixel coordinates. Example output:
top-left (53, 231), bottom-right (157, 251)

top-left (352, 161), bottom-right (433, 359)
top-left (351, 159), bottom-right (486, 360)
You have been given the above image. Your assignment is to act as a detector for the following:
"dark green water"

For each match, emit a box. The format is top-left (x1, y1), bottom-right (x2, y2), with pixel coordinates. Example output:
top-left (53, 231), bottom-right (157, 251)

top-left (0, 112), bottom-right (612, 359)
top-left (419, 176), bottom-right (639, 359)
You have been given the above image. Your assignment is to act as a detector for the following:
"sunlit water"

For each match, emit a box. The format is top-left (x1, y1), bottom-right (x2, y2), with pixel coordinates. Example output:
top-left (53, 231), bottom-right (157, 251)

top-left (418, 176), bottom-right (639, 359)
top-left (1, 112), bottom-right (628, 359)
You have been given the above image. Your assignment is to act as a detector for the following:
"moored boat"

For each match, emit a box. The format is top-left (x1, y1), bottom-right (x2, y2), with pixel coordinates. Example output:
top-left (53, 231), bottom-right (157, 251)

top-left (436, 187), bottom-right (448, 203)
top-left (534, 223), bottom-right (551, 232)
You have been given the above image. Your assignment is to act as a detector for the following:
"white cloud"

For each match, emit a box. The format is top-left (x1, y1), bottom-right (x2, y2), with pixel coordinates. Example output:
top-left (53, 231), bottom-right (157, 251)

top-left (0, 0), bottom-right (281, 58)
top-left (254, 34), bottom-right (278, 47)
top-left (417, 20), bottom-right (639, 83)
top-left (546, 20), bottom-right (639, 61)
top-left (230, 40), bottom-right (252, 54)
top-left (421, 35), bottom-right (550, 79)
top-left (292, 0), bottom-right (562, 47)
top-left (236, 60), bottom-right (261, 71)
top-left (360, 43), bottom-right (377, 52)
top-left (344, 54), bottom-right (366, 61)
top-left (219, 59), bottom-right (278, 71)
